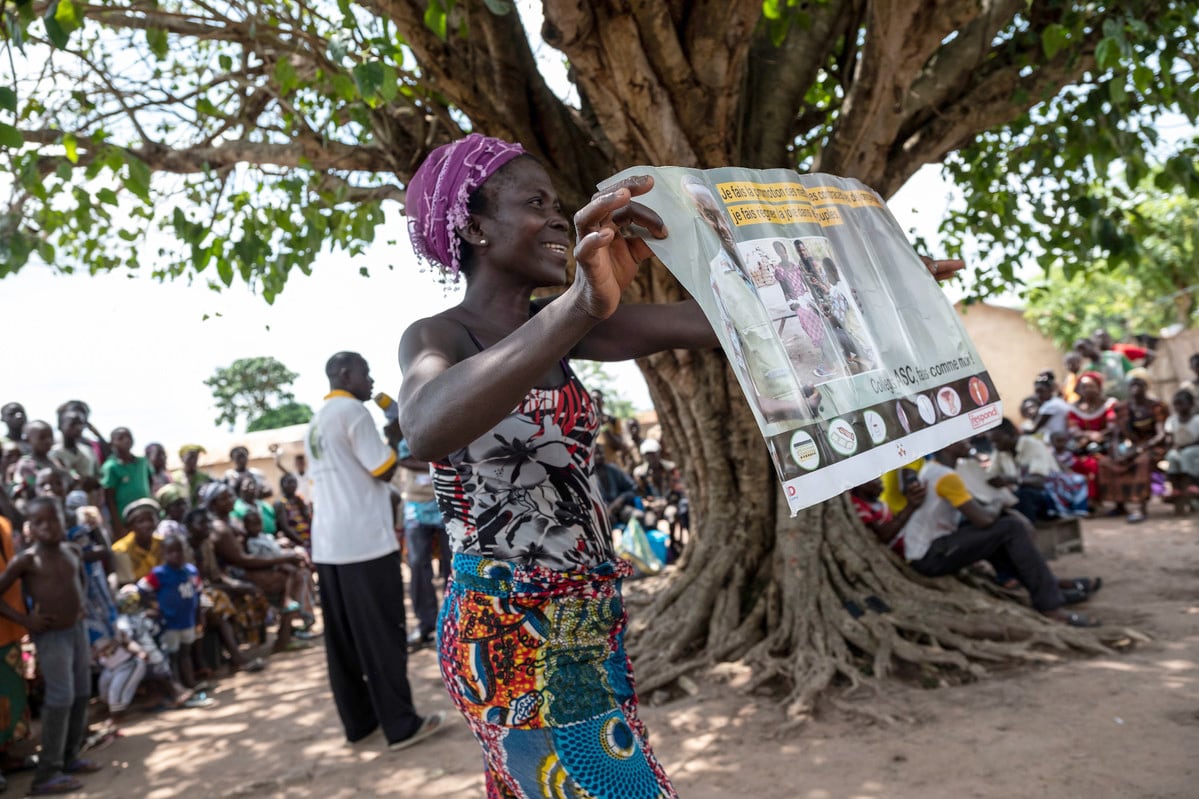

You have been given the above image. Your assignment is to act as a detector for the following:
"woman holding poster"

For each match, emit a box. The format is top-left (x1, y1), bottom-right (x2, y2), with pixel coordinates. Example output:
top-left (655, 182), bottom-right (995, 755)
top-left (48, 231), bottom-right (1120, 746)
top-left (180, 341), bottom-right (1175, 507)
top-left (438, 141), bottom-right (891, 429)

top-left (398, 134), bottom-right (714, 799)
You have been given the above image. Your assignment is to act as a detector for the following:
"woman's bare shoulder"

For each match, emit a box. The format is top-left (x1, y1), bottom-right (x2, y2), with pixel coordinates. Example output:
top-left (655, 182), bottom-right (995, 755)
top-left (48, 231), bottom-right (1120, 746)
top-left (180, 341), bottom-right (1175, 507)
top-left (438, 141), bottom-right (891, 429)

top-left (399, 309), bottom-right (477, 371)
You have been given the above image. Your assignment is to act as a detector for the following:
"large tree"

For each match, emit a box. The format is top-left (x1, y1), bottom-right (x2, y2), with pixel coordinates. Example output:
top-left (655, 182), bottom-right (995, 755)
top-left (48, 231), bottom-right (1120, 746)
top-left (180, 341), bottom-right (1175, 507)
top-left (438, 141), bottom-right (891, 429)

top-left (3, 1), bottom-right (1194, 718)
top-left (205, 356), bottom-right (312, 430)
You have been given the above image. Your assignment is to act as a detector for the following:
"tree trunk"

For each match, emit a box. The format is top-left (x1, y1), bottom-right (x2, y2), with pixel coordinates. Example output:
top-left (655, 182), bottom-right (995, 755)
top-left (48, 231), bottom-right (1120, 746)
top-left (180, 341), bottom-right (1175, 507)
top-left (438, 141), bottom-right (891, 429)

top-left (624, 296), bottom-right (1112, 722)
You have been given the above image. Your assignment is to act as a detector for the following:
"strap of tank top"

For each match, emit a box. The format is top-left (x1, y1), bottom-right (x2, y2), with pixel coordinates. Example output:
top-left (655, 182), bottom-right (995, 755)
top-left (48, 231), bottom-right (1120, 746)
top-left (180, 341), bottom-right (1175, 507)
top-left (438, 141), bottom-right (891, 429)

top-left (457, 321), bottom-right (486, 353)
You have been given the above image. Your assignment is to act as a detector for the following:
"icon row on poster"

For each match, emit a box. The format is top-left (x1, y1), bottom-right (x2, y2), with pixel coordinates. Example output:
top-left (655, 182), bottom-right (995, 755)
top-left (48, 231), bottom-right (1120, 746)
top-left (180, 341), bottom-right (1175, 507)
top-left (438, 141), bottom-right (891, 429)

top-left (787, 376), bottom-right (991, 470)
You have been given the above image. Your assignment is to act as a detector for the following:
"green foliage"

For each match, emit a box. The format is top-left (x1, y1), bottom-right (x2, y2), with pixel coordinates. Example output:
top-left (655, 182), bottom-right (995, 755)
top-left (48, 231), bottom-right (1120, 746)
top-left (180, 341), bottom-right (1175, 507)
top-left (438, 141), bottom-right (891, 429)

top-left (573, 361), bottom-right (637, 420)
top-left (0, 0), bottom-right (400, 297)
top-left (939, 2), bottom-right (1199, 300)
top-left (1023, 183), bottom-right (1199, 348)
top-left (204, 356), bottom-right (301, 431)
top-left (246, 401), bottom-right (314, 432)
top-left (0, 0), bottom-right (1197, 311)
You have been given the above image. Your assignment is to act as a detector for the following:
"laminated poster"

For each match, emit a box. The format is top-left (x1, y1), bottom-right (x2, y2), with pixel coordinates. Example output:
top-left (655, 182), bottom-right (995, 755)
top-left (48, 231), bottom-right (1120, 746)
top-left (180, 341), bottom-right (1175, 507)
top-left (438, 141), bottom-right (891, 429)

top-left (600, 167), bottom-right (1002, 514)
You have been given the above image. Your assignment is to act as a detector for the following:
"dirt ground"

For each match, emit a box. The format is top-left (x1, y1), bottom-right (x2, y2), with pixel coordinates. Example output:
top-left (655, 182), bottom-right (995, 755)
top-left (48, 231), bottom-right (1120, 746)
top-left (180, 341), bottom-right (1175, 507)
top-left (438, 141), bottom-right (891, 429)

top-left (7, 510), bottom-right (1196, 798)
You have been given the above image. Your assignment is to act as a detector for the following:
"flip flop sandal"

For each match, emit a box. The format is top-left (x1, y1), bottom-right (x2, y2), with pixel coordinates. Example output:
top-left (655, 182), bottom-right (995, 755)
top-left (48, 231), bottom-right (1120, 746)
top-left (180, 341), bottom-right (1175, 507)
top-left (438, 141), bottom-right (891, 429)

top-left (1071, 577), bottom-right (1102, 595)
top-left (82, 727), bottom-right (122, 753)
top-left (1064, 612), bottom-right (1101, 627)
top-left (1126, 512), bottom-right (1147, 524)
top-left (30, 775), bottom-right (83, 795)
top-left (65, 758), bottom-right (103, 774)
top-left (183, 693), bottom-right (218, 709)
top-left (1061, 587), bottom-right (1089, 605)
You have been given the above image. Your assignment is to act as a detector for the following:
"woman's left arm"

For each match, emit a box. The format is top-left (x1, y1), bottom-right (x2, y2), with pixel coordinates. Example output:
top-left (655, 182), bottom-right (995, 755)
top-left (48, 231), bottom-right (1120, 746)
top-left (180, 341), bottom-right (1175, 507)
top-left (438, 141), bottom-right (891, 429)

top-left (571, 299), bottom-right (718, 361)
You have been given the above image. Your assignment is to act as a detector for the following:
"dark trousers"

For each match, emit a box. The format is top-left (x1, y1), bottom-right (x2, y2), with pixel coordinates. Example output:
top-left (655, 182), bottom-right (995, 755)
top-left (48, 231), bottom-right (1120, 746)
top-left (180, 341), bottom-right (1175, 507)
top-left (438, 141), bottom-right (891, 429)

top-left (405, 520), bottom-right (449, 637)
top-left (911, 514), bottom-right (1065, 611)
top-left (1014, 485), bottom-right (1054, 521)
top-left (31, 622), bottom-right (90, 784)
top-left (317, 551), bottom-right (421, 744)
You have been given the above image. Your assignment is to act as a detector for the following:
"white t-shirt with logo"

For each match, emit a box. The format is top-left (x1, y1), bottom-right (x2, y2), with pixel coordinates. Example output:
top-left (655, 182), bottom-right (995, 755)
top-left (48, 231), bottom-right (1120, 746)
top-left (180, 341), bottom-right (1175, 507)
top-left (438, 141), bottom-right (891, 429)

top-left (305, 391), bottom-right (398, 565)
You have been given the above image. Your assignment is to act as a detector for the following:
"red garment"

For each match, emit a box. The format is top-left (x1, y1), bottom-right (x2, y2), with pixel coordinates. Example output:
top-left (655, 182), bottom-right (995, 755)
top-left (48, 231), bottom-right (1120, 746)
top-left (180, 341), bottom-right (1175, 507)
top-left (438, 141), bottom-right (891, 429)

top-left (1111, 343), bottom-right (1149, 361)
top-left (1067, 399), bottom-right (1116, 432)
top-left (1070, 455), bottom-right (1101, 501)
top-left (850, 494), bottom-right (904, 554)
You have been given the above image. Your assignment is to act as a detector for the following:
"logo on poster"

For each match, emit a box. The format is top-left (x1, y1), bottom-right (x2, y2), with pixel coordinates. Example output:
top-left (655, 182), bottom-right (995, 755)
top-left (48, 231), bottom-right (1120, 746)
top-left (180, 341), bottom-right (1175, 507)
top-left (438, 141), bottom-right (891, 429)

top-left (827, 418), bottom-right (858, 456)
top-left (863, 410), bottom-right (887, 444)
top-left (937, 387), bottom-right (962, 417)
top-left (969, 405), bottom-right (1001, 429)
top-left (789, 431), bottom-right (821, 471)
top-left (916, 394), bottom-right (937, 425)
top-left (968, 376), bottom-right (989, 406)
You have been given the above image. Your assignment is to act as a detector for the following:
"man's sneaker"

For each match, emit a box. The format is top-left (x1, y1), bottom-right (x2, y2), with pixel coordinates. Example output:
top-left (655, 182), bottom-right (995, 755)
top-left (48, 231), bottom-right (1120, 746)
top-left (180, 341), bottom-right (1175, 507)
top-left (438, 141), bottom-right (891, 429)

top-left (389, 711), bottom-right (447, 751)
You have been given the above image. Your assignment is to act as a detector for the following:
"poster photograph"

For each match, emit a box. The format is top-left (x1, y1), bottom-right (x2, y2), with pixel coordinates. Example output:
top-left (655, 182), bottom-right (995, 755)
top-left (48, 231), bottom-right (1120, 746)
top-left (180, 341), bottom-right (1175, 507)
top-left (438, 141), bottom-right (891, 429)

top-left (601, 166), bottom-right (1003, 514)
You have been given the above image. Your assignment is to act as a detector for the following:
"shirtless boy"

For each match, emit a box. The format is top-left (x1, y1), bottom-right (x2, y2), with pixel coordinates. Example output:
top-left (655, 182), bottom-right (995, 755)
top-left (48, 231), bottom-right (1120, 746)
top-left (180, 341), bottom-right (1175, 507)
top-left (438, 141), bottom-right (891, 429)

top-left (0, 497), bottom-right (102, 794)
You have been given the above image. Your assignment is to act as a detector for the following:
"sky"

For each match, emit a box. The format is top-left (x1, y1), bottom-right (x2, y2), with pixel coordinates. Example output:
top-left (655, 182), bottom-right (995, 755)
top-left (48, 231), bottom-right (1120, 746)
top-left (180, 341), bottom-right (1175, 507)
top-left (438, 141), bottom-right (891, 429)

top-left (0, 169), bottom-right (957, 449)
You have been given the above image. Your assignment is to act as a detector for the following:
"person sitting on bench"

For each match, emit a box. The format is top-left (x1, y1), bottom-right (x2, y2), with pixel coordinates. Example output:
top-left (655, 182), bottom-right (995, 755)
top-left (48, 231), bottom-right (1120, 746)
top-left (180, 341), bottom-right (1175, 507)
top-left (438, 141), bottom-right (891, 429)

top-left (901, 437), bottom-right (1101, 627)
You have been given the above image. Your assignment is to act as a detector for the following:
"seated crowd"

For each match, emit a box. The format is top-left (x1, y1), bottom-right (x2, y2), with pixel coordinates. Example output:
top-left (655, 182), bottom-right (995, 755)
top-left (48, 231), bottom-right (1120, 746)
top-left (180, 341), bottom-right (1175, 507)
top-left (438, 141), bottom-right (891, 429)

top-left (592, 391), bottom-right (692, 562)
top-left (0, 390), bottom-right (684, 794)
top-left (1019, 332), bottom-right (1199, 520)
top-left (848, 335), bottom-right (1199, 628)
top-left (0, 399), bottom-right (318, 795)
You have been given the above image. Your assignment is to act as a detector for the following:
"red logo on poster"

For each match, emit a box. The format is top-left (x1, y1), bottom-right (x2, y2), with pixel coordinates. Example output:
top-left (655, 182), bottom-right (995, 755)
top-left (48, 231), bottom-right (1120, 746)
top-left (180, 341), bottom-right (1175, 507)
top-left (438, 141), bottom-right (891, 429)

top-left (969, 405), bottom-right (1000, 430)
top-left (968, 377), bottom-right (989, 406)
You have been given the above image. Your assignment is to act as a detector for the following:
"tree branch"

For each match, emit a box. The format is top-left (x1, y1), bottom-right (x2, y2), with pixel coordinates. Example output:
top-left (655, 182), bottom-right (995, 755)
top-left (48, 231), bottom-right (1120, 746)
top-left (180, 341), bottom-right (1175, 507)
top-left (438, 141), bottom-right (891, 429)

top-left (815, 0), bottom-right (991, 183)
top-left (738, 0), bottom-right (854, 167)
top-left (365, 0), bottom-right (610, 209)
top-left (20, 129), bottom-right (392, 174)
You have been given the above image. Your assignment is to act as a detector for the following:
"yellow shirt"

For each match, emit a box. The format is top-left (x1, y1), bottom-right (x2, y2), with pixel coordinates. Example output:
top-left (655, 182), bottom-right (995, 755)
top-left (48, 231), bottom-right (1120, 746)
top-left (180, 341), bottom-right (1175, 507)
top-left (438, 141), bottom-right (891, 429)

top-left (111, 535), bottom-right (162, 584)
top-left (1062, 373), bottom-right (1080, 404)
top-left (879, 458), bottom-right (927, 513)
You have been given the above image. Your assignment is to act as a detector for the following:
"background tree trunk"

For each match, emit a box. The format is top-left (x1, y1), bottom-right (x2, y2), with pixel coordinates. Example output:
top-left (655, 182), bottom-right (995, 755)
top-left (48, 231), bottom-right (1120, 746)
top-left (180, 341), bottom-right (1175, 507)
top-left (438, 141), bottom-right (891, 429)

top-left (626, 341), bottom-right (1112, 722)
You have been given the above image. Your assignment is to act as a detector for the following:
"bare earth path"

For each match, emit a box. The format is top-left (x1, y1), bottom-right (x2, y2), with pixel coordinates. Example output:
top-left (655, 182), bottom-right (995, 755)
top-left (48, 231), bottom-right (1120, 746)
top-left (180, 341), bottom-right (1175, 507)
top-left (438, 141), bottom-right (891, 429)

top-left (9, 512), bottom-right (1196, 798)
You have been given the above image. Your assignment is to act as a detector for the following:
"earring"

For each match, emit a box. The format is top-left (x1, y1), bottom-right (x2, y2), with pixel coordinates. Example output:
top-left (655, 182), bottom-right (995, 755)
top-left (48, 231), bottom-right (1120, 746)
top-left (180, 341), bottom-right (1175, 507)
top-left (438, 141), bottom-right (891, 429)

top-left (479, 238), bottom-right (488, 246)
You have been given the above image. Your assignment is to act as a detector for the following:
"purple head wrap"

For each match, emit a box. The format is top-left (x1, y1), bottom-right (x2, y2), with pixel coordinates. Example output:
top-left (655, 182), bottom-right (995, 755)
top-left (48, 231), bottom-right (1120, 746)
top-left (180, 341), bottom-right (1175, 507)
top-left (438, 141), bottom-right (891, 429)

top-left (406, 133), bottom-right (526, 281)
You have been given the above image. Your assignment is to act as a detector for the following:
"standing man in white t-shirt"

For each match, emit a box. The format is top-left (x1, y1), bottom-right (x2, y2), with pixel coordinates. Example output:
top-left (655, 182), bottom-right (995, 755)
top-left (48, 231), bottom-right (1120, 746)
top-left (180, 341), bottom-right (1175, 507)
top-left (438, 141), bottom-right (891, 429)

top-left (306, 352), bottom-right (445, 750)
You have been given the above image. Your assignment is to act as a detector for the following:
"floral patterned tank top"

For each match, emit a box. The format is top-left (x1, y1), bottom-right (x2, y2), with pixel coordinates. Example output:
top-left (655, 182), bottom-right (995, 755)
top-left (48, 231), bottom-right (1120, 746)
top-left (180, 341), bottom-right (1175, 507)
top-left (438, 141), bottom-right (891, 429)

top-left (432, 331), bottom-right (614, 572)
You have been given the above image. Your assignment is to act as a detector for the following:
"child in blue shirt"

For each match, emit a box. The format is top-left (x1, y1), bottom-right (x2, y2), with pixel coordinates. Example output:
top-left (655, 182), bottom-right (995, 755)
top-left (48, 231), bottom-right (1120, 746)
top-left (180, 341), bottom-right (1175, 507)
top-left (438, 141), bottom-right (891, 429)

top-left (138, 534), bottom-right (202, 690)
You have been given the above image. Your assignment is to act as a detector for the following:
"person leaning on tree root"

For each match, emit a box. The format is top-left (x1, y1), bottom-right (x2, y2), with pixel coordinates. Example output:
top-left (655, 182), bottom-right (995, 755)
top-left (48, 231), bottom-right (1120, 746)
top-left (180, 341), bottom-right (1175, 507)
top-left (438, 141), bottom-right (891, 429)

top-left (900, 438), bottom-right (1103, 627)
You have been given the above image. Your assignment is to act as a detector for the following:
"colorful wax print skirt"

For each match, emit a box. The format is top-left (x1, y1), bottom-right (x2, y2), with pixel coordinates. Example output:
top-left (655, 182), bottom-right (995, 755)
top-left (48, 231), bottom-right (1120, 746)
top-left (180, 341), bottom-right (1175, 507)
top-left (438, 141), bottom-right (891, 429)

top-left (439, 554), bottom-right (677, 799)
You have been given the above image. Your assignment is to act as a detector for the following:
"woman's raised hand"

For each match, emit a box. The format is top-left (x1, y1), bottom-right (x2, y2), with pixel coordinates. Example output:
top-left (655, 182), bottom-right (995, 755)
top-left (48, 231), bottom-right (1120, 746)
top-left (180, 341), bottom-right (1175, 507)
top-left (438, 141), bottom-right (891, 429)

top-left (570, 175), bottom-right (667, 320)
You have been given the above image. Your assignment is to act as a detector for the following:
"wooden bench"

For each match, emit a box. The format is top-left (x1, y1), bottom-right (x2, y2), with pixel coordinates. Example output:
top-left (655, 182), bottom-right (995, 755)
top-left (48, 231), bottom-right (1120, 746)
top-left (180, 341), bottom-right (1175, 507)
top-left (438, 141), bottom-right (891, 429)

top-left (1032, 517), bottom-right (1084, 560)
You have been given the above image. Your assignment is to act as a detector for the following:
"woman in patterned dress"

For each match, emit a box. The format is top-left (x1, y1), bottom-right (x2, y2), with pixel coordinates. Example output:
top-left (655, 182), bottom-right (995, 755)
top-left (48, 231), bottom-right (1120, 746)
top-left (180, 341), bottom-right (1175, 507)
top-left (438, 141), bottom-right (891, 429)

top-left (1107, 369), bottom-right (1168, 523)
top-left (399, 134), bottom-right (716, 799)
top-left (770, 241), bottom-right (837, 377)
top-left (1067, 371), bottom-right (1117, 511)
